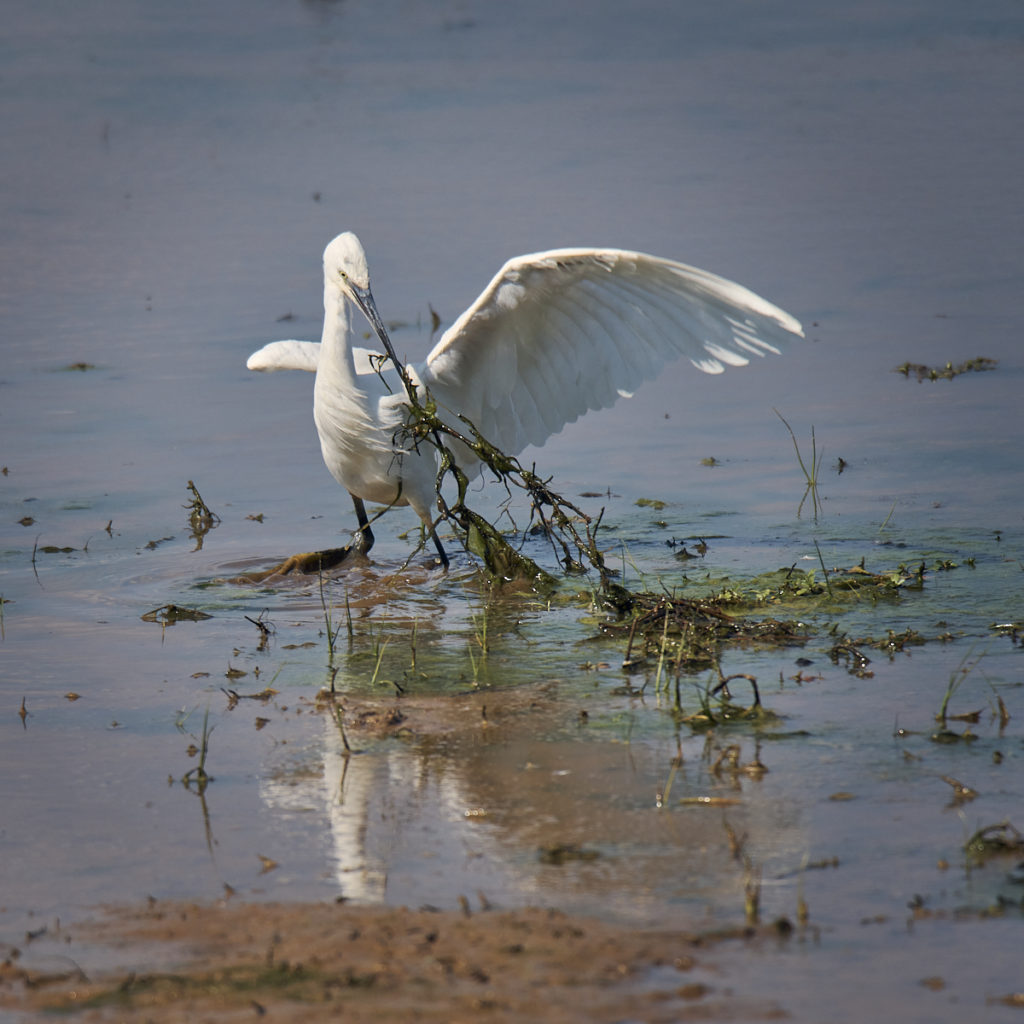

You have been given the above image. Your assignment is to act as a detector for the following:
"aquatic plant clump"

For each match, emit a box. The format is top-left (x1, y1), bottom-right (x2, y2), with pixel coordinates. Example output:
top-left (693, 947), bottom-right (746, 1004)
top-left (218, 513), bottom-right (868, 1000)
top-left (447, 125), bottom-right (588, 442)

top-left (602, 594), bottom-right (807, 675)
top-left (184, 480), bottom-right (221, 551)
top-left (895, 356), bottom-right (997, 382)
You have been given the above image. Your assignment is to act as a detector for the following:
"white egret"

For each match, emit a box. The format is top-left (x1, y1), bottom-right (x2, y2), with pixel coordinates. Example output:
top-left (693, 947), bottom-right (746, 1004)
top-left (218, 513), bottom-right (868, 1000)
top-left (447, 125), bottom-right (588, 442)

top-left (248, 232), bottom-right (803, 568)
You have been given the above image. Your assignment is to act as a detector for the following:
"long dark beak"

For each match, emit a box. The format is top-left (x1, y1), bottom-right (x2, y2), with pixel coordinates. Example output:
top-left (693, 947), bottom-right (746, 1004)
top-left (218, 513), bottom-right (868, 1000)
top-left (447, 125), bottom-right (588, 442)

top-left (351, 284), bottom-right (404, 374)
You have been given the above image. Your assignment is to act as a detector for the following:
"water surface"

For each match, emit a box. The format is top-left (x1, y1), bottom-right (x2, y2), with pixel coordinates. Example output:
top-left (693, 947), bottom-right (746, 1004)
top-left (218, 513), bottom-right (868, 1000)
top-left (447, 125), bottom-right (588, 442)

top-left (2, 2), bottom-right (1023, 1021)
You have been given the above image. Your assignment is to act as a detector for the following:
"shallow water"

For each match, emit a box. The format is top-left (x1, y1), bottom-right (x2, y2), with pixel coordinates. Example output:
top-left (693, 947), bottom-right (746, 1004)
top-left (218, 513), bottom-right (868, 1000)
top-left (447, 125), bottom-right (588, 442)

top-left (2, 1), bottom-right (1024, 1020)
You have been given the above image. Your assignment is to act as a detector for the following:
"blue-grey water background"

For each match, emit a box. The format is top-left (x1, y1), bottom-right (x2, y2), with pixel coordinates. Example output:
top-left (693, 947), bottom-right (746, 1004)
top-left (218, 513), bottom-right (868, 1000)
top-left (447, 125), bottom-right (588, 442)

top-left (2, 1), bottom-right (1023, 1020)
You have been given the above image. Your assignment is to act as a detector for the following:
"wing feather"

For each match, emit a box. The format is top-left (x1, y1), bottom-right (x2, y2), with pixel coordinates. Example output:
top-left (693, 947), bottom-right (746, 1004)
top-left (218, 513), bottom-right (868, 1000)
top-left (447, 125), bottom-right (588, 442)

top-left (246, 339), bottom-right (321, 372)
top-left (247, 340), bottom-right (391, 376)
top-left (418, 248), bottom-right (802, 458)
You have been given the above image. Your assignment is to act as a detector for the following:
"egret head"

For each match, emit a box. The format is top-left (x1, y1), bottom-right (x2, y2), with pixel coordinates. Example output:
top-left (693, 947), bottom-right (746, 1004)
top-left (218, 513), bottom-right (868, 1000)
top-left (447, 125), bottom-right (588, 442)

top-left (324, 231), bottom-right (371, 296)
top-left (323, 231), bottom-right (401, 367)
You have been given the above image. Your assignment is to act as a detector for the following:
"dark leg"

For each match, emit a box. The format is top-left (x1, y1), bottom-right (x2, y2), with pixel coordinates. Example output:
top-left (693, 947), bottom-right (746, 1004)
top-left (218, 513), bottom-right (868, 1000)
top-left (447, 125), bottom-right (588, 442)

top-left (350, 493), bottom-right (375, 554)
top-left (354, 492), bottom-right (447, 568)
top-left (430, 528), bottom-right (449, 569)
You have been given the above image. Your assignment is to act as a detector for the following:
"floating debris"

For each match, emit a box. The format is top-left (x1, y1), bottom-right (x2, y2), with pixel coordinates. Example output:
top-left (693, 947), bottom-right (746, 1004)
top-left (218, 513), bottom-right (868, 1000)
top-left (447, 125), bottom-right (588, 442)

top-left (965, 821), bottom-right (1024, 864)
top-left (222, 687), bottom-right (278, 709)
top-left (940, 775), bottom-right (977, 804)
top-left (141, 604), bottom-right (213, 625)
top-left (538, 843), bottom-right (601, 865)
top-left (895, 356), bottom-right (997, 381)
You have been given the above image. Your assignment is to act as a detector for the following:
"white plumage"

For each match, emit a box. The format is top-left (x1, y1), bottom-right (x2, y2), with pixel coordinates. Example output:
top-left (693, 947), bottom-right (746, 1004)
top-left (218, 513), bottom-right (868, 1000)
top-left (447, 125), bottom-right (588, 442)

top-left (248, 231), bottom-right (803, 566)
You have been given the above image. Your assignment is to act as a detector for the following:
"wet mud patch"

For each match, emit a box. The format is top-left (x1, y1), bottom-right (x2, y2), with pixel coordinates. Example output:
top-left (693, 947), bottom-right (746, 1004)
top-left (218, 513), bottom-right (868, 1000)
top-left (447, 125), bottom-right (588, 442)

top-left (5, 900), bottom-right (791, 1023)
top-left (314, 680), bottom-right (565, 744)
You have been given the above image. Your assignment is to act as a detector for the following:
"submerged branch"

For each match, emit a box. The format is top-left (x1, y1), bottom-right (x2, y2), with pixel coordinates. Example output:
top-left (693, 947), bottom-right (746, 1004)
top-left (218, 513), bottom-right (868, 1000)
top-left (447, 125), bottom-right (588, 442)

top-left (385, 355), bottom-right (612, 590)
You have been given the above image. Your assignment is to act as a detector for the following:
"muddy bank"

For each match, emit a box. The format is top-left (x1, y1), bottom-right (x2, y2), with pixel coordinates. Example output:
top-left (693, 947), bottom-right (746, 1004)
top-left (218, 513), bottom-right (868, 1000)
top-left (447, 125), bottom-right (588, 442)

top-left (4, 900), bottom-right (793, 1022)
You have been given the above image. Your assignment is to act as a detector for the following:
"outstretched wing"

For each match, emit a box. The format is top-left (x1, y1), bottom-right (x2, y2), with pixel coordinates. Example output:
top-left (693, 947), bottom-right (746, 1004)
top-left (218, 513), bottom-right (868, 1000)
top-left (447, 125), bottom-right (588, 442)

top-left (247, 339), bottom-right (320, 372)
top-left (418, 248), bottom-right (803, 456)
top-left (246, 340), bottom-right (389, 376)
